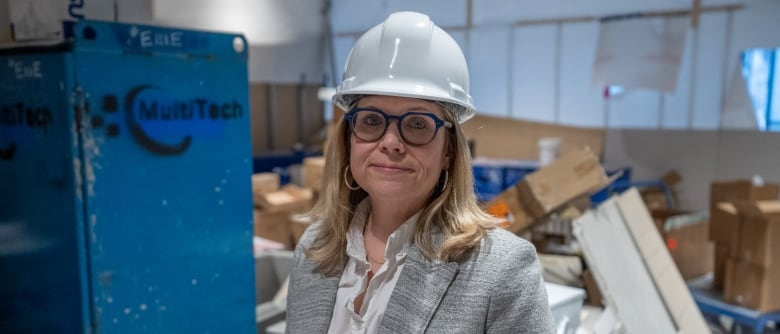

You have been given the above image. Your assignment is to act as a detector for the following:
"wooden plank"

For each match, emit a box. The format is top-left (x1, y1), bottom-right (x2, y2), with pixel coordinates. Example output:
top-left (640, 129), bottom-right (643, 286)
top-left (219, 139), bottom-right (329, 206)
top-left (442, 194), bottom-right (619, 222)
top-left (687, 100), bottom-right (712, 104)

top-left (249, 83), bottom-right (270, 156)
top-left (269, 85), bottom-right (300, 151)
top-left (300, 85), bottom-right (326, 148)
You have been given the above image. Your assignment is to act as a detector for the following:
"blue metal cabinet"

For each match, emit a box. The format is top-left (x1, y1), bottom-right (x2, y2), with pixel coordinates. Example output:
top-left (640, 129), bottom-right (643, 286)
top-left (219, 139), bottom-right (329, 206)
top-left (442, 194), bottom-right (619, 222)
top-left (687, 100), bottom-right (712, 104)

top-left (0, 21), bottom-right (255, 333)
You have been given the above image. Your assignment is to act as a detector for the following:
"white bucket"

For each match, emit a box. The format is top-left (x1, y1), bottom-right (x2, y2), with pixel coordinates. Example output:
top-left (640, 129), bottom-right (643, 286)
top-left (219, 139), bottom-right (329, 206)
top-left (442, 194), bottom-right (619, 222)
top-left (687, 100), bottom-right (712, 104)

top-left (538, 137), bottom-right (562, 167)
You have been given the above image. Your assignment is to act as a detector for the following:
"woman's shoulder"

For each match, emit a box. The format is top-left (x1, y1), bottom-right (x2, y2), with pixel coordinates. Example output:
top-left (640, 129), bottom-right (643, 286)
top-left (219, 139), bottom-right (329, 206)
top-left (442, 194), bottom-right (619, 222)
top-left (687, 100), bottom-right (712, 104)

top-left (484, 228), bottom-right (537, 254)
top-left (296, 221), bottom-right (324, 250)
top-left (465, 228), bottom-right (539, 268)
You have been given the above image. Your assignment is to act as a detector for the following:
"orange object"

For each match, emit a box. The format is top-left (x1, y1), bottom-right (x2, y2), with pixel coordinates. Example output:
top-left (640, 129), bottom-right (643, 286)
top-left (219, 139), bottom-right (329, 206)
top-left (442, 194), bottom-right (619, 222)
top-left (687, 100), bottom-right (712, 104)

top-left (667, 237), bottom-right (678, 250)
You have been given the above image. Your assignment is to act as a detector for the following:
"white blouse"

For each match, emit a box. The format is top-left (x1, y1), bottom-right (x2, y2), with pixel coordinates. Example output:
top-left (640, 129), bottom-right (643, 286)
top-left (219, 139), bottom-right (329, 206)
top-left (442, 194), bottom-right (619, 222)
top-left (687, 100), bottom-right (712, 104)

top-left (327, 199), bottom-right (417, 334)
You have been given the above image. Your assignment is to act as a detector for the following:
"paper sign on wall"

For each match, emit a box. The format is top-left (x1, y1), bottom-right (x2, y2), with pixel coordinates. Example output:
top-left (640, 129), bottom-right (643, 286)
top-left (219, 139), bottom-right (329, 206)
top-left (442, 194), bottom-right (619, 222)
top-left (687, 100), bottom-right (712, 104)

top-left (592, 15), bottom-right (688, 93)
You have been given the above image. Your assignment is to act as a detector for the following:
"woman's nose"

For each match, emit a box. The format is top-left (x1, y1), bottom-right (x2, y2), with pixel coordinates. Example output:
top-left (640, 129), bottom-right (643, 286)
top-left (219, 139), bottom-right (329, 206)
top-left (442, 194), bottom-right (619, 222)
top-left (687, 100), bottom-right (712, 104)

top-left (379, 121), bottom-right (405, 152)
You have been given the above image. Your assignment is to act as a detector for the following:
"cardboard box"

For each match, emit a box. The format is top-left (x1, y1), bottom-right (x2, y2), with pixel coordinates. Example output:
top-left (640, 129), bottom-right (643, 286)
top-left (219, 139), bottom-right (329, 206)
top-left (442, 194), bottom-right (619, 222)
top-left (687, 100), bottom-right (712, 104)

top-left (642, 189), bottom-right (670, 210)
top-left (709, 203), bottom-right (740, 246)
top-left (252, 172), bottom-right (280, 202)
top-left (460, 114), bottom-right (605, 161)
top-left (4, 0), bottom-right (116, 44)
top-left (485, 185), bottom-right (533, 233)
top-left (517, 149), bottom-right (609, 219)
top-left (255, 185), bottom-right (313, 212)
top-left (724, 258), bottom-right (780, 312)
top-left (665, 222), bottom-right (713, 280)
top-left (581, 269), bottom-right (603, 307)
top-left (253, 185), bottom-right (314, 250)
top-left (649, 209), bottom-right (687, 232)
top-left (734, 201), bottom-right (780, 267)
top-left (710, 180), bottom-right (779, 211)
top-left (650, 209), bottom-right (713, 280)
top-left (712, 242), bottom-right (730, 290)
top-left (254, 209), bottom-right (293, 249)
top-left (639, 170), bottom-right (681, 210)
top-left (302, 156), bottom-right (325, 192)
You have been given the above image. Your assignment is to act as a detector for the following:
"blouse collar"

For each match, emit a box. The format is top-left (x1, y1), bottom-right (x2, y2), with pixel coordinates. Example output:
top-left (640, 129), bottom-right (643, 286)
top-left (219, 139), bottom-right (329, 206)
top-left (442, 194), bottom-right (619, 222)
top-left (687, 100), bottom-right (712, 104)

top-left (345, 198), bottom-right (418, 264)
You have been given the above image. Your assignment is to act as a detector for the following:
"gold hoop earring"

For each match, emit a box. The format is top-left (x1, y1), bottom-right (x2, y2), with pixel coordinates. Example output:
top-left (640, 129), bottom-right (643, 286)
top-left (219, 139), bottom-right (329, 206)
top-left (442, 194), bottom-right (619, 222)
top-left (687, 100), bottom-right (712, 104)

top-left (441, 169), bottom-right (448, 192)
top-left (344, 166), bottom-right (360, 191)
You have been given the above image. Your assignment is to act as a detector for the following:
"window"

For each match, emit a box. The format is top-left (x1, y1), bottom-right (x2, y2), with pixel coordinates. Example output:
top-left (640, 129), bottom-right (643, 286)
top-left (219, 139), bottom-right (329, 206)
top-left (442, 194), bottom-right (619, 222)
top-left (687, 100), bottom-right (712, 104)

top-left (742, 48), bottom-right (780, 131)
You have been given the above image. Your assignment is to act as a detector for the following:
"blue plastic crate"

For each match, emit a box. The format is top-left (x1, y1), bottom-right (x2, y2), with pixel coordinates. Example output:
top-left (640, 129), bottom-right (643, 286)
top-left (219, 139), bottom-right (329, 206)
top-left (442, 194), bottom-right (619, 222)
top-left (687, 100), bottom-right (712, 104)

top-left (472, 160), bottom-right (505, 202)
top-left (471, 159), bottom-right (632, 206)
top-left (253, 150), bottom-right (322, 185)
top-left (590, 166), bottom-right (633, 205)
top-left (503, 162), bottom-right (537, 188)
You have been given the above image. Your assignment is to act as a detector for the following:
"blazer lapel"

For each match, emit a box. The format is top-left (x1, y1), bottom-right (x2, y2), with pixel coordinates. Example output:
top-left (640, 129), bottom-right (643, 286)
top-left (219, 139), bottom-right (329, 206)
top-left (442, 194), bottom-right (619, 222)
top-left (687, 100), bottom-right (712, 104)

top-left (379, 246), bottom-right (458, 333)
top-left (288, 258), bottom-right (340, 333)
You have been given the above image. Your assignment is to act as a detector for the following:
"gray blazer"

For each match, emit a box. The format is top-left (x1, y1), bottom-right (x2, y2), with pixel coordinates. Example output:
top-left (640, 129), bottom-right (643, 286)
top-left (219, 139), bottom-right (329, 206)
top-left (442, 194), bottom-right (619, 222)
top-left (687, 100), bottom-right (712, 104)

top-left (286, 224), bottom-right (555, 333)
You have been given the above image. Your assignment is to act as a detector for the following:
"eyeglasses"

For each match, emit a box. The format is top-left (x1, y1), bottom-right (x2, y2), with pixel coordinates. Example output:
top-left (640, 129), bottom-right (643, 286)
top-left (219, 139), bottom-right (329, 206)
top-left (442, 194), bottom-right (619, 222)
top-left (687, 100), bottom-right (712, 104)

top-left (345, 107), bottom-right (453, 146)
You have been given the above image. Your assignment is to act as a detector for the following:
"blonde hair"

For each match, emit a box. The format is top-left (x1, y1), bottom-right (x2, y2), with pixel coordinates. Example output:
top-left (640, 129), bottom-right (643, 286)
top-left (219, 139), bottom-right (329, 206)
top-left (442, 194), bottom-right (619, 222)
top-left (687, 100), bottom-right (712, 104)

top-left (304, 101), bottom-right (500, 276)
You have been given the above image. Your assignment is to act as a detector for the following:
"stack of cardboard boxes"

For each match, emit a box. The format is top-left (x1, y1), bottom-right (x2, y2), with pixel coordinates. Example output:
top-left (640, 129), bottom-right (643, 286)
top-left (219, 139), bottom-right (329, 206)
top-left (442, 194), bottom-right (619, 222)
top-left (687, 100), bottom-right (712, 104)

top-left (646, 172), bottom-right (712, 282)
top-left (251, 156), bottom-right (326, 250)
top-left (649, 209), bottom-right (713, 280)
top-left (485, 149), bottom-right (611, 234)
top-left (252, 174), bottom-right (314, 250)
top-left (710, 180), bottom-right (780, 312)
top-left (484, 149), bottom-right (612, 307)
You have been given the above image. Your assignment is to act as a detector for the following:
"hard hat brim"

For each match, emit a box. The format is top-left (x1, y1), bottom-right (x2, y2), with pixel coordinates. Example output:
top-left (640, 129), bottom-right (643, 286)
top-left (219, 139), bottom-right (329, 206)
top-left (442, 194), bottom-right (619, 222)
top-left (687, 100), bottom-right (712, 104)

top-left (333, 78), bottom-right (476, 123)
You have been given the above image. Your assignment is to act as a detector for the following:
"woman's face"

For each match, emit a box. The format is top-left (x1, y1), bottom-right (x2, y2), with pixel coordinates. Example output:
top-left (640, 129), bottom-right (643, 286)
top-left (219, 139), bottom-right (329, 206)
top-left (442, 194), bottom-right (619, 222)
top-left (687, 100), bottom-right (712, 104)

top-left (348, 95), bottom-right (451, 206)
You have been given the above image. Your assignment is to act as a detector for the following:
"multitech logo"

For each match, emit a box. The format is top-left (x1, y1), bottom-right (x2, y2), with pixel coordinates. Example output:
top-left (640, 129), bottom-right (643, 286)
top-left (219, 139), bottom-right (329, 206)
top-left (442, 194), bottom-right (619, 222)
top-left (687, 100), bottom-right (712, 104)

top-left (1, 58), bottom-right (53, 161)
top-left (94, 85), bottom-right (244, 156)
top-left (0, 103), bottom-right (53, 161)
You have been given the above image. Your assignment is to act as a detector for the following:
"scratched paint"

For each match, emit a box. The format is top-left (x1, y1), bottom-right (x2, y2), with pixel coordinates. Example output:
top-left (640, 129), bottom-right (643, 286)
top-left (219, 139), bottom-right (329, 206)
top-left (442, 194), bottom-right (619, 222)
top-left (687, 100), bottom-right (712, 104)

top-left (73, 157), bottom-right (83, 201)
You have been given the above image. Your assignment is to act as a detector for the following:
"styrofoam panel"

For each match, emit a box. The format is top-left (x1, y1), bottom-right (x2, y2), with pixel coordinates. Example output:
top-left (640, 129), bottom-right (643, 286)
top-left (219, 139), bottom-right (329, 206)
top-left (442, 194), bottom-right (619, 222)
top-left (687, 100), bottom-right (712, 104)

top-left (387, 0), bottom-right (467, 28)
top-left (655, 271), bottom-right (687, 321)
top-left (559, 21), bottom-right (604, 127)
top-left (511, 25), bottom-right (557, 123)
top-left (691, 12), bottom-right (728, 130)
top-left (660, 270), bottom-right (697, 323)
top-left (644, 246), bottom-right (669, 275)
top-left (573, 198), bottom-right (676, 334)
top-left (330, 0), bottom-right (387, 34)
top-left (662, 27), bottom-right (694, 129)
top-left (469, 26), bottom-right (511, 117)
top-left (616, 188), bottom-right (710, 333)
top-left (607, 90), bottom-right (662, 129)
top-left (631, 221), bottom-right (662, 253)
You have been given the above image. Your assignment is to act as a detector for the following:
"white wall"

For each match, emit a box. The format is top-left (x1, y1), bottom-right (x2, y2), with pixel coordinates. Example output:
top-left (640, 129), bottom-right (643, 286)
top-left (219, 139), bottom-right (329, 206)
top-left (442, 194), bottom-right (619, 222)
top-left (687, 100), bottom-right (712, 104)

top-left (330, 0), bottom-right (780, 130)
top-left (154, 0), bottom-right (326, 84)
top-left (603, 129), bottom-right (780, 210)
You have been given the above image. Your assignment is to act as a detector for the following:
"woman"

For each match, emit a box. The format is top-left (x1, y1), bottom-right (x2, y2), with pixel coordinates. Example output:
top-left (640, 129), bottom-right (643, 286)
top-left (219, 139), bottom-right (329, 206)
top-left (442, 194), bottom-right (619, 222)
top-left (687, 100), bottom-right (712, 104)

top-left (286, 11), bottom-right (554, 333)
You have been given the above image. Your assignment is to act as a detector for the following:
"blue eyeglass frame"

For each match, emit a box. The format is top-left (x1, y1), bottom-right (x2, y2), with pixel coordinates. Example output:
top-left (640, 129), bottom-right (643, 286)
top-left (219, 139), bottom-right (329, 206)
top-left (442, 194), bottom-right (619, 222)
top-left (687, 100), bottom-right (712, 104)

top-left (344, 107), bottom-right (454, 145)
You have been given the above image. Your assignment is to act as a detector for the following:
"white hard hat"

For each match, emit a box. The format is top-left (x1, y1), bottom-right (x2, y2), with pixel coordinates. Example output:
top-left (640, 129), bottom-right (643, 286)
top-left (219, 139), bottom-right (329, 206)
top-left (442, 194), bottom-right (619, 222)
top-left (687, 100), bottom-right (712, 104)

top-left (333, 11), bottom-right (476, 123)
